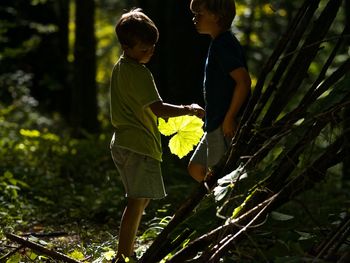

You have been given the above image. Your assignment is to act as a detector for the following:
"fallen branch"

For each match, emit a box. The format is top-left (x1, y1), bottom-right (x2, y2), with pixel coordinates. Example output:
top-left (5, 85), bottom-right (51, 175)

top-left (5, 233), bottom-right (82, 263)
top-left (0, 245), bottom-right (23, 263)
top-left (21, 231), bottom-right (68, 238)
top-left (168, 194), bottom-right (278, 263)
top-left (168, 136), bottom-right (344, 262)
top-left (313, 214), bottom-right (350, 261)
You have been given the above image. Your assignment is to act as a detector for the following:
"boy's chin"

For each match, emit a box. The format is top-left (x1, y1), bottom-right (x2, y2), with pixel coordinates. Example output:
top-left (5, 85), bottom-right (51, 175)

top-left (196, 29), bottom-right (208, 35)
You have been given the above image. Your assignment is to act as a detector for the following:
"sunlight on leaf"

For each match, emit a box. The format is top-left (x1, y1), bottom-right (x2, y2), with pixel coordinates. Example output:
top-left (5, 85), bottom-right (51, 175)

top-left (5, 252), bottom-right (21, 263)
top-left (27, 251), bottom-right (38, 260)
top-left (235, 3), bottom-right (247, 17)
top-left (31, 0), bottom-right (47, 5)
top-left (103, 250), bottom-right (116, 260)
top-left (68, 250), bottom-right (85, 260)
top-left (214, 166), bottom-right (248, 202)
top-left (158, 116), bottom-right (204, 159)
top-left (20, 129), bottom-right (40, 138)
top-left (217, 166), bottom-right (247, 185)
top-left (42, 133), bottom-right (60, 141)
top-left (213, 185), bottom-right (230, 202)
top-left (262, 4), bottom-right (274, 15)
top-left (278, 9), bottom-right (287, 17)
top-left (231, 189), bottom-right (256, 218)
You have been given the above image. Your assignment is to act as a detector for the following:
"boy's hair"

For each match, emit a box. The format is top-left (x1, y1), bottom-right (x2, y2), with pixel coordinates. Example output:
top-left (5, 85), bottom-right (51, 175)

top-left (190, 0), bottom-right (236, 30)
top-left (115, 8), bottom-right (159, 47)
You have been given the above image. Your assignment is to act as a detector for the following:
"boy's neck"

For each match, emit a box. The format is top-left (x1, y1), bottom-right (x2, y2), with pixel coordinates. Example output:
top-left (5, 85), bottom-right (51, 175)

top-left (122, 52), bottom-right (142, 64)
top-left (210, 28), bottom-right (226, 39)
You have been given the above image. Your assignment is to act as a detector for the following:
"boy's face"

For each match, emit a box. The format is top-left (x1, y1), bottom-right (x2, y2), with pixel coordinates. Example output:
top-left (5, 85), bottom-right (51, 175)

top-left (124, 42), bottom-right (155, 64)
top-left (191, 6), bottom-right (219, 37)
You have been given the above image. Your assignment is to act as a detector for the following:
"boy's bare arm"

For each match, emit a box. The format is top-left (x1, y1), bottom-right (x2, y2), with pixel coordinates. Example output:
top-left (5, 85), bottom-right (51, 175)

top-left (222, 67), bottom-right (251, 138)
top-left (150, 101), bottom-right (205, 119)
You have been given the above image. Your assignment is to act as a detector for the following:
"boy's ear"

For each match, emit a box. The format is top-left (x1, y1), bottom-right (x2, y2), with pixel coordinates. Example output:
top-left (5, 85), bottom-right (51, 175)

top-left (213, 13), bottom-right (221, 24)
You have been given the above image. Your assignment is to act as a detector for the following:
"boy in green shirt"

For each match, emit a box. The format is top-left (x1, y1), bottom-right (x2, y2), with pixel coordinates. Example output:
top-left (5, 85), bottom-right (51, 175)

top-left (110, 8), bottom-right (204, 262)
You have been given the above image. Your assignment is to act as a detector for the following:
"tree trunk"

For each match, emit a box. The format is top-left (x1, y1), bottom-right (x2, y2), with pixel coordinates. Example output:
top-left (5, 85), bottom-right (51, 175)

top-left (54, 0), bottom-right (71, 120)
top-left (0, 0), bottom-right (71, 119)
top-left (71, 0), bottom-right (99, 135)
top-left (342, 0), bottom-right (350, 181)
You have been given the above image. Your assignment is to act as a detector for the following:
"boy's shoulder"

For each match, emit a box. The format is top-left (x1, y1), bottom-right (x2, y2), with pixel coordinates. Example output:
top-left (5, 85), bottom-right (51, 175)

top-left (214, 31), bottom-right (238, 44)
top-left (115, 56), bottom-right (150, 75)
top-left (113, 56), bottom-right (154, 85)
top-left (212, 31), bottom-right (242, 50)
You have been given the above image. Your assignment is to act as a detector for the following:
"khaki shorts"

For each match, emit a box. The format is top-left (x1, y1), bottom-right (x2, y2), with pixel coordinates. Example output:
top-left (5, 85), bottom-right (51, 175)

top-left (189, 125), bottom-right (231, 169)
top-left (110, 145), bottom-right (166, 199)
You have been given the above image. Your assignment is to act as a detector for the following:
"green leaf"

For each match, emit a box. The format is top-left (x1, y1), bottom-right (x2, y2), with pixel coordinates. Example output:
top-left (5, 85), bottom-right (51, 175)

top-left (68, 250), bottom-right (85, 260)
top-left (295, 230), bottom-right (314, 240)
top-left (5, 253), bottom-right (21, 263)
top-left (217, 166), bottom-right (248, 185)
top-left (19, 129), bottom-right (41, 138)
top-left (103, 250), bottom-right (116, 260)
top-left (158, 116), bottom-right (204, 158)
top-left (27, 251), bottom-right (38, 260)
top-left (271, 211), bottom-right (294, 221)
top-left (213, 185), bottom-right (230, 202)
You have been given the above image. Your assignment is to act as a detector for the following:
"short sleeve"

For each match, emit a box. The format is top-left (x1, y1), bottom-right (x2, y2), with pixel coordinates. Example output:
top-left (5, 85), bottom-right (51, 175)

top-left (212, 35), bottom-right (246, 73)
top-left (128, 66), bottom-right (162, 108)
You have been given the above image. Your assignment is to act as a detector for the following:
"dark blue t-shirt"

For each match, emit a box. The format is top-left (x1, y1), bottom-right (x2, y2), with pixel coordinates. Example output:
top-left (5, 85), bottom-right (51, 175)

top-left (203, 30), bottom-right (248, 132)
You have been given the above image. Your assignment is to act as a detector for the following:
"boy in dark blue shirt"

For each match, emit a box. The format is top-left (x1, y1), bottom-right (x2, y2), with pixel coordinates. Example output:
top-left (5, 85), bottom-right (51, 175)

top-left (188, 0), bottom-right (251, 182)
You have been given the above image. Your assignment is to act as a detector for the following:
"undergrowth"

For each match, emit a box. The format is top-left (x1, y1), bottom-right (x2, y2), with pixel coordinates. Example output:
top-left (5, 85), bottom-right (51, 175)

top-left (0, 72), bottom-right (349, 262)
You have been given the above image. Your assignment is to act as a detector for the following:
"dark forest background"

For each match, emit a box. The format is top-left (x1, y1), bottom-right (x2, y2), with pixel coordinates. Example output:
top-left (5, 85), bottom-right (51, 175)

top-left (0, 0), bottom-right (349, 262)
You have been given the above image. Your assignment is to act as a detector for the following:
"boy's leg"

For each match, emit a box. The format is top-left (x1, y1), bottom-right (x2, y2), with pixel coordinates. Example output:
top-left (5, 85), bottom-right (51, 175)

top-left (188, 163), bottom-right (206, 182)
top-left (188, 127), bottom-right (230, 182)
top-left (206, 126), bottom-right (230, 168)
top-left (117, 197), bottom-right (150, 259)
top-left (188, 134), bottom-right (207, 182)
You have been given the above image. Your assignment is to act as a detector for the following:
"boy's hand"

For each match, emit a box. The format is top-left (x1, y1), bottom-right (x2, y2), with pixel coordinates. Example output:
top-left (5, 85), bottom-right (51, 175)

top-left (222, 117), bottom-right (238, 138)
top-left (190, 103), bottom-right (205, 118)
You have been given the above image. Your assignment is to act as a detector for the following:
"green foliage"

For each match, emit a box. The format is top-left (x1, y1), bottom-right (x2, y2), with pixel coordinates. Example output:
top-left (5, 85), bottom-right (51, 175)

top-left (0, 74), bottom-right (123, 261)
top-left (0, 0), bottom-right (349, 262)
top-left (0, 72), bottom-right (195, 261)
top-left (95, 2), bottom-right (122, 129)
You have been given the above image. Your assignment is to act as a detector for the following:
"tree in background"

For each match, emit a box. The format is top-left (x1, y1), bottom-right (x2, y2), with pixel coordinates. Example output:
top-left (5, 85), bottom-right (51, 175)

top-left (0, 0), bottom-right (101, 134)
top-left (0, 0), bottom-right (70, 119)
top-left (71, 0), bottom-right (99, 134)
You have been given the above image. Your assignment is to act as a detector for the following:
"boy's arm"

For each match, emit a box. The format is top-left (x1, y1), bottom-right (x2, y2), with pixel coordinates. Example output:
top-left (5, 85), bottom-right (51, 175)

top-left (150, 101), bottom-right (205, 119)
top-left (223, 67), bottom-right (251, 138)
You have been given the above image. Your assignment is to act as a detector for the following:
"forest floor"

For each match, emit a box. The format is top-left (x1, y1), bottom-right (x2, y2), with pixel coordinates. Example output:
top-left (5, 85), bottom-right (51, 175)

top-left (0, 152), bottom-right (197, 263)
top-left (1, 131), bottom-right (349, 262)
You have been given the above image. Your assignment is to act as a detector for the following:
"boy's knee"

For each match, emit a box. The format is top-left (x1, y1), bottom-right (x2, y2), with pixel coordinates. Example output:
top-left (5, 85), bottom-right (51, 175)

top-left (143, 199), bottom-right (150, 209)
top-left (188, 162), bottom-right (206, 182)
top-left (187, 162), bottom-right (193, 175)
top-left (128, 198), bottom-right (149, 211)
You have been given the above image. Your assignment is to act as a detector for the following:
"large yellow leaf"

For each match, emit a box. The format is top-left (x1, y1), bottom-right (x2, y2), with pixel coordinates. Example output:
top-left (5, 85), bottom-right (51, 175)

top-left (158, 116), bottom-right (204, 159)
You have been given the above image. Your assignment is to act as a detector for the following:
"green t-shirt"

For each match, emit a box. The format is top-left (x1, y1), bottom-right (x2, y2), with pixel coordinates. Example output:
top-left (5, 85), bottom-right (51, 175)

top-left (110, 55), bottom-right (163, 161)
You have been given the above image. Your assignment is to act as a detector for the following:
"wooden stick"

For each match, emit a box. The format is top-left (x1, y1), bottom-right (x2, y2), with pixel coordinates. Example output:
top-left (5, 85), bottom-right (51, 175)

top-left (21, 231), bottom-right (68, 238)
top-left (5, 233), bottom-right (82, 263)
top-left (0, 245), bottom-right (24, 262)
